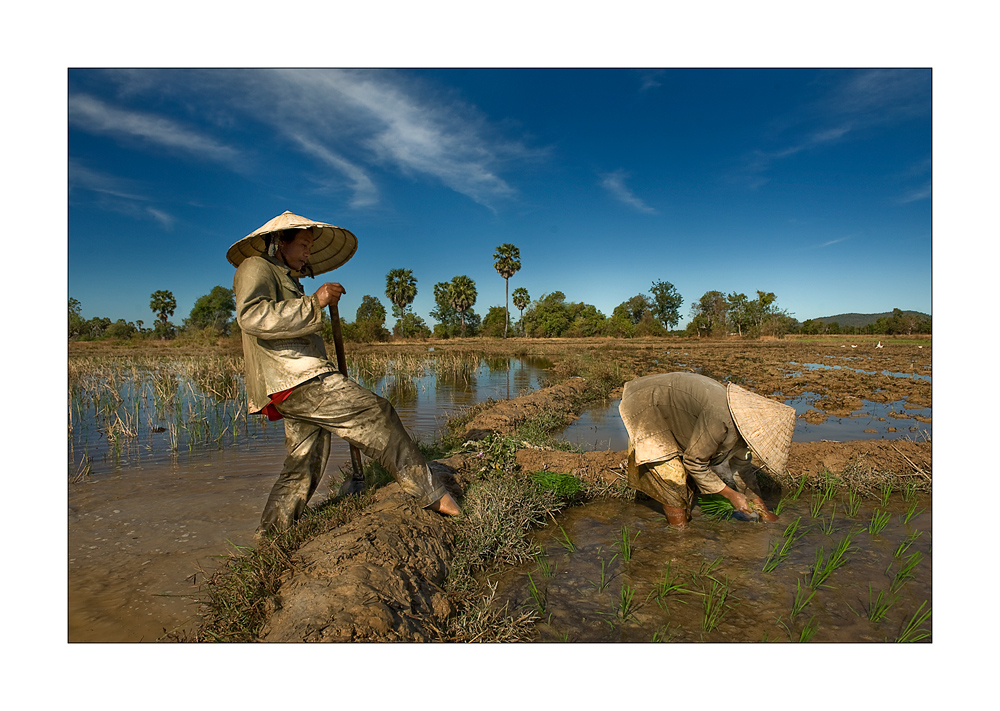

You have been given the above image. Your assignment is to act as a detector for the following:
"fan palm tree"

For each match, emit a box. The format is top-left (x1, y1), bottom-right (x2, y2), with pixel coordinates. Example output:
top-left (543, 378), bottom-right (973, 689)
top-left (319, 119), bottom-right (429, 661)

top-left (385, 269), bottom-right (417, 337)
top-left (448, 275), bottom-right (477, 336)
top-left (511, 287), bottom-right (530, 336)
top-left (492, 243), bottom-right (521, 338)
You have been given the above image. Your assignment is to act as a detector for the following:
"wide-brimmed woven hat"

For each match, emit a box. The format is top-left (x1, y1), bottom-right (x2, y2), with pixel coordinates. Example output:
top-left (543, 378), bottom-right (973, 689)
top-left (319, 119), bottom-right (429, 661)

top-left (226, 210), bottom-right (358, 278)
top-left (726, 383), bottom-right (796, 475)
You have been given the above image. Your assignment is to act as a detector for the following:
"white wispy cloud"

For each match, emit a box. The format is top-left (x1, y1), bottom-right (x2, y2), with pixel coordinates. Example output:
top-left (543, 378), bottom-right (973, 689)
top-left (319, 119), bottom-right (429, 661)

top-left (898, 183), bottom-right (931, 204)
top-left (69, 159), bottom-right (176, 229)
top-left (739, 69), bottom-right (929, 188)
top-left (289, 133), bottom-right (379, 209)
top-left (69, 93), bottom-right (242, 168)
top-left (819, 236), bottom-right (850, 248)
top-left (600, 169), bottom-right (657, 214)
top-left (232, 69), bottom-right (539, 211)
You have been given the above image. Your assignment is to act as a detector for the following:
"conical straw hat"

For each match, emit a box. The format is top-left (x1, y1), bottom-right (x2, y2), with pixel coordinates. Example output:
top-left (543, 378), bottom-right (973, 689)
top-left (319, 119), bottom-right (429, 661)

top-left (227, 210), bottom-right (358, 278)
top-left (726, 383), bottom-right (796, 475)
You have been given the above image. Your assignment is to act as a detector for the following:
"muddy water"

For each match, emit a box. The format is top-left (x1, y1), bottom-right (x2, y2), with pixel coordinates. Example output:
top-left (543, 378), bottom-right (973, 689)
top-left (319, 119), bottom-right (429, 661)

top-left (492, 494), bottom-right (932, 642)
top-left (68, 356), bottom-right (550, 642)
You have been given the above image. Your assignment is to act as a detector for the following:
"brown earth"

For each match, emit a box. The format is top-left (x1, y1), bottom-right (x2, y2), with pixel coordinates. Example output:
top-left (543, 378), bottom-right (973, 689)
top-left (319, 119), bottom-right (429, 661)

top-left (258, 337), bottom-right (931, 642)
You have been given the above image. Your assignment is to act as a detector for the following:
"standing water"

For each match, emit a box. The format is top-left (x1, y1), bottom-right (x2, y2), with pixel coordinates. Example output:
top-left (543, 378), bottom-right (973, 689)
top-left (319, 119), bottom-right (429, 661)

top-left (68, 354), bottom-right (551, 642)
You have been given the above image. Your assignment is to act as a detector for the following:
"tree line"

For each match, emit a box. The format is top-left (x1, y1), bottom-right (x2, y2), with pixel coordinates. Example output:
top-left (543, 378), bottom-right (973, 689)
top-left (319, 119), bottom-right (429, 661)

top-left (68, 240), bottom-right (930, 342)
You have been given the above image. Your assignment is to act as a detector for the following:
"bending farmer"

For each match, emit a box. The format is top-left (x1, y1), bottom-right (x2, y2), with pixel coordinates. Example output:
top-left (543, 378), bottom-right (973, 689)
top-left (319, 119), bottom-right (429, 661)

top-left (228, 211), bottom-right (460, 535)
top-left (618, 372), bottom-right (795, 527)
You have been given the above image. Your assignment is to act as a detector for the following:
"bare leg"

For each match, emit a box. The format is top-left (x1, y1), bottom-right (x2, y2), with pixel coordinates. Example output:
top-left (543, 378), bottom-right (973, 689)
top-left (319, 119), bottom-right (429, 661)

top-left (663, 505), bottom-right (690, 528)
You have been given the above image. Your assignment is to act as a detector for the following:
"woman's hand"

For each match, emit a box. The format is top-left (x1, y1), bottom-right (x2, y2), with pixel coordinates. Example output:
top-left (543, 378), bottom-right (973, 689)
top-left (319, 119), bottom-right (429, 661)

top-left (314, 282), bottom-right (346, 308)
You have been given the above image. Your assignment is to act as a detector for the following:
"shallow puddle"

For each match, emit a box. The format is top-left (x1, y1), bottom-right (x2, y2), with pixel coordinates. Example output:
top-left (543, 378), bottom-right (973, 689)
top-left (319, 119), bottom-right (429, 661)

top-left (491, 493), bottom-right (932, 642)
top-left (562, 394), bottom-right (931, 451)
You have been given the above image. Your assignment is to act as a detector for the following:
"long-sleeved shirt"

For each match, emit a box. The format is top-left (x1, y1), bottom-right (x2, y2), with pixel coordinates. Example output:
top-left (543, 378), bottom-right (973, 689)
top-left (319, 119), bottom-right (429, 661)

top-left (233, 255), bottom-right (335, 413)
top-left (619, 372), bottom-right (753, 494)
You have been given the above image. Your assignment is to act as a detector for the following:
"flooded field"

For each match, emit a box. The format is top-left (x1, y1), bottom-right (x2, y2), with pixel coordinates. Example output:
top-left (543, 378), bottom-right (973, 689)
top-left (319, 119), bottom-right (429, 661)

top-left (67, 337), bottom-right (932, 643)
top-left (492, 493), bottom-right (931, 642)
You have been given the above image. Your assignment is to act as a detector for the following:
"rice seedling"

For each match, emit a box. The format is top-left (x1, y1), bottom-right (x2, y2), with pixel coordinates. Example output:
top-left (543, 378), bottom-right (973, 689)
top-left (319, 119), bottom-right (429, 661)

top-left (894, 530), bottom-right (923, 558)
top-left (879, 482), bottom-right (893, 507)
top-left (895, 601), bottom-right (932, 643)
top-left (534, 552), bottom-right (554, 579)
top-left (790, 577), bottom-right (816, 620)
top-left (888, 551), bottom-right (923, 593)
top-left (845, 487), bottom-right (863, 518)
top-left (773, 496), bottom-right (791, 516)
top-left (617, 583), bottom-right (638, 623)
top-left (525, 573), bottom-right (546, 615)
top-left (807, 533), bottom-right (856, 593)
top-left (651, 626), bottom-right (680, 643)
top-left (701, 576), bottom-right (732, 632)
top-left (554, 523), bottom-right (576, 553)
top-left (616, 524), bottom-right (640, 563)
top-left (798, 616), bottom-right (819, 642)
top-left (820, 510), bottom-right (837, 535)
top-left (903, 499), bottom-right (926, 524)
top-left (788, 473), bottom-right (809, 501)
top-left (867, 509), bottom-right (892, 536)
top-left (699, 494), bottom-right (736, 521)
top-left (590, 555), bottom-right (617, 593)
top-left (903, 481), bottom-right (919, 503)
top-left (648, 562), bottom-right (693, 608)
top-left (763, 517), bottom-right (805, 572)
top-left (861, 585), bottom-right (897, 623)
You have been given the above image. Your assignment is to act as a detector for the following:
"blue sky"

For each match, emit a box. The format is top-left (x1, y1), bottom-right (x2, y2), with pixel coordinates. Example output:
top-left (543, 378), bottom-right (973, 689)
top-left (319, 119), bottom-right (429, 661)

top-left (68, 67), bottom-right (931, 330)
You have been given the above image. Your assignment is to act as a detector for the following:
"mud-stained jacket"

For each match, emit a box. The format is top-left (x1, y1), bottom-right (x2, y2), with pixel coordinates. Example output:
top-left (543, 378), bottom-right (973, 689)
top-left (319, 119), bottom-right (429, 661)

top-left (619, 372), bottom-right (754, 495)
top-left (233, 255), bottom-right (335, 413)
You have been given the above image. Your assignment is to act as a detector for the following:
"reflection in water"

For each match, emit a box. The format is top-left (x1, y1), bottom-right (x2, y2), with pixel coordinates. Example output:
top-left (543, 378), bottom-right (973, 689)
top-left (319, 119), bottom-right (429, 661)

top-left (68, 355), bottom-right (551, 642)
top-left (68, 353), bottom-right (932, 643)
top-left (562, 393), bottom-right (932, 450)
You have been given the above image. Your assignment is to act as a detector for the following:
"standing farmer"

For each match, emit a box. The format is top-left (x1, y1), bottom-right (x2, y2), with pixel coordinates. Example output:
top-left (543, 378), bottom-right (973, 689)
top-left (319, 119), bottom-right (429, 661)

top-left (618, 372), bottom-right (794, 527)
top-left (227, 211), bottom-right (460, 536)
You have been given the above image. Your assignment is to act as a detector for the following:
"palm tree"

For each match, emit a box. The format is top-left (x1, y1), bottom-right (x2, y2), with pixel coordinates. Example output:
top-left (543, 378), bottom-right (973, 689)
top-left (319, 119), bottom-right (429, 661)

top-left (511, 287), bottom-right (530, 336)
top-left (448, 275), bottom-right (477, 337)
top-left (492, 243), bottom-right (521, 338)
top-left (385, 269), bottom-right (417, 337)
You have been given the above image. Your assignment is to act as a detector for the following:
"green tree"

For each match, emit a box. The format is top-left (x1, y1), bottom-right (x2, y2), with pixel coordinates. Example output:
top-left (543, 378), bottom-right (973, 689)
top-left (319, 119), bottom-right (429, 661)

top-left (187, 286), bottom-right (236, 334)
top-left (354, 295), bottom-right (389, 342)
top-left (687, 290), bottom-right (729, 337)
top-left (493, 243), bottom-right (521, 338)
top-left (522, 291), bottom-right (570, 337)
top-left (149, 289), bottom-right (177, 339)
top-left (385, 269), bottom-right (418, 337)
top-left (511, 287), bottom-right (530, 335)
top-left (612, 294), bottom-right (654, 325)
top-left (69, 297), bottom-right (84, 339)
top-left (448, 275), bottom-right (478, 336)
top-left (727, 292), bottom-right (751, 336)
top-left (396, 312), bottom-right (431, 339)
top-left (481, 305), bottom-right (509, 338)
top-left (650, 280), bottom-right (684, 329)
top-left (430, 281), bottom-right (462, 338)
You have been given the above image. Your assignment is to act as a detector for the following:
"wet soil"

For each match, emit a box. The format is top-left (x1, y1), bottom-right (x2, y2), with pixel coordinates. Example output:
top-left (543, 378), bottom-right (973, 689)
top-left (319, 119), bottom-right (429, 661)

top-left (67, 336), bottom-right (932, 642)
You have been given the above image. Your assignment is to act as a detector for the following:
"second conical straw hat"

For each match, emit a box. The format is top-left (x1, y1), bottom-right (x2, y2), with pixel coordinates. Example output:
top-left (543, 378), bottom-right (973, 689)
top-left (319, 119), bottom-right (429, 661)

top-left (726, 383), bottom-right (796, 475)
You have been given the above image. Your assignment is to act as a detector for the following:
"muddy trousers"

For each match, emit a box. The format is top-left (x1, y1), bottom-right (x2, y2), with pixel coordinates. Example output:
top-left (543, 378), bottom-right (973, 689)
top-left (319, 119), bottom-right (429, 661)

top-left (627, 453), bottom-right (763, 511)
top-left (259, 372), bottom-right (449, 533)
top-left (628, 456), bottom-right (695, 511)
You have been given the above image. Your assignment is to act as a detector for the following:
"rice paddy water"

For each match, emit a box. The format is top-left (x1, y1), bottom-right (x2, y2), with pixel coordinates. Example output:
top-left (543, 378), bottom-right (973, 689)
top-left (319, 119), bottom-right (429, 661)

top-left (68, 351), bottom-right (931, 642)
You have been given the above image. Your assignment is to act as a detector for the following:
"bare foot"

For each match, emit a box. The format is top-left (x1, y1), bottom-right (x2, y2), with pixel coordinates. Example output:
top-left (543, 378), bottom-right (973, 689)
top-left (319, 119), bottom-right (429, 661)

top-left (428, 492), bottom-right (461, 516)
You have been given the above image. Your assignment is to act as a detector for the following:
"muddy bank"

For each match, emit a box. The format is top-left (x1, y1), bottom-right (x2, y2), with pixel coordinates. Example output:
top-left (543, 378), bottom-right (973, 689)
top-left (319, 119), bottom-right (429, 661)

top-left (251, 371), bottom-right (930, 642)
top-left (260, 463), bottom-right (459, 642)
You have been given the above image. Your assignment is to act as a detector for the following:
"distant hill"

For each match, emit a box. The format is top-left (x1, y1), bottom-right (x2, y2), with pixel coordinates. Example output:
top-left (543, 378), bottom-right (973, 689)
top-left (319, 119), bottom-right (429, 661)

top-left (812, 311), bottom-right (930, 328)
